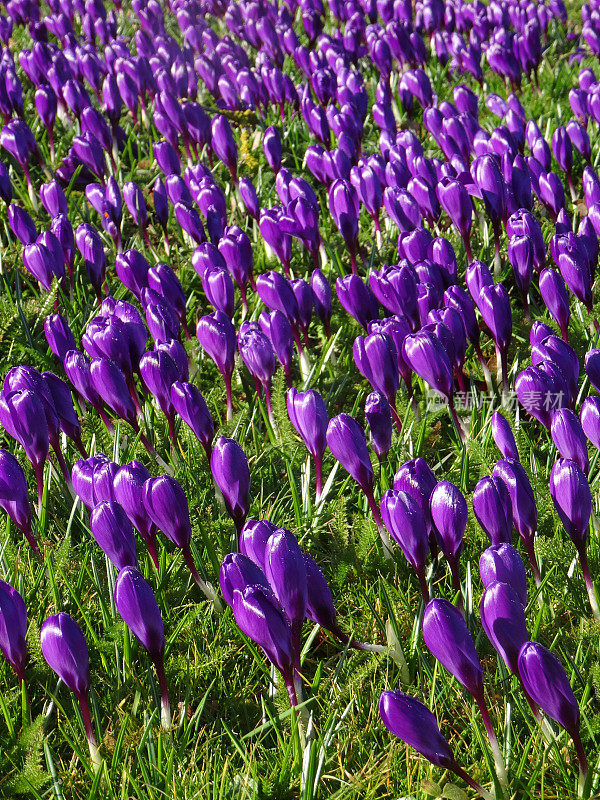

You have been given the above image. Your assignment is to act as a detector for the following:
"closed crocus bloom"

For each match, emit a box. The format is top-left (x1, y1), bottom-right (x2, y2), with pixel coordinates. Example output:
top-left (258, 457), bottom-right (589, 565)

top-left (239, 518), bottom-right (277, 573)
top-left (379, 692), bottom-right (454, 769)
top-left (585, 349), bottom-right (600, 393)
top-left (551, 409), bottom-right (589, 475)
top-left (480, 544), bottom-right (527, 607)
top-left (515, 366), bottom-right (555, 429)
top-left (196, 312), bottom-right (236, 420)
top-left (123, 181), bottom-right (147, 228)
top-left (329, 179), bottom-right (360, 273)
top-left (113, 461), bottom-right (159, 567)
top-left (139, 350), bottom-right (179, 438)
top-left (219, 553), bottom-right (269, 608)
top-left (393, 458), bottom-right (436, 536)
top-left (40, 180), bottom-right (68, 218)
top-left (403, 329), bottom-right (453, 400)
top-left (203, 265), bottom-right (235, 318)
top-left (437, 176), bottom-right (473, 259)
top-left (539, 268), bottom-right (570, 342)
top-left (89, 358), bottom-right (136, 427)
top-left (558, 249), bottom-right (592, 312)
top-left (508, 234), bottom-right (534, 315)
top-left (581, 396), bottom-right (600, 450)
top-left (170, 382), bottom-right (214, 457)
top-left (381, 489), bottom-right (429, 601)
top-left (353, 333), bottom-right (400, 430)
top-left (423, 598), bottom-right (483, 697)
top-left (40, 613), bottom-right (100, 768)
top-left (44, 314), bottom-right (76, 363)
top-left (259, 310), bottom-right (294, 383)
top-left (264, 528), bottom-right (307, 656)
top-left (335, 275), bottom-right (379, 330)
top-left (473, 154), bottom-right (507, 271)
top-left (210, 437), bottom-right (250, 533)
top-left (0, 389), bottom-right (48, 507)
top-left (365, 391), bottom-right (393, 461)
top-left (549, 458), bottom-right (591, 550)
top-left (90, 501), bottom-right (138, 571)
top-left (473, 475), bottom-right (513, 545)
top-left (518, 641), bottom-right (587, 776)
top-left (429, 480), bottom-right (467, 596)
top-left (238, 326), bottom-right (276, 419)
top-left (143, 474), bottom-right (217, 604)
top-left (263, 126), bottom-right (282, 173)
top-left (480, 581), bottom-right (528, 675)
top-left (8, 204), bottom-right (36, 245)
top-left (492, 459), bottom-right (539, 582)
top-left (238, 177), bottom-right (259, 220)
top-left (0, 449), bottom-right (36, 553)
top-left (0, 580), bottom-right (27, 681)
top-left (114, 566), bottom-right (170, 728)
top-left (286, 387), bottom-right (328, 500)
top-left (232, 584), bottom-right (297, 703)
top-left (491, 411), bottom-right (519, 460)
top-left (211, 115), bottom-right (238, 181)
top-left (478, 283), bottom-right (512, 391)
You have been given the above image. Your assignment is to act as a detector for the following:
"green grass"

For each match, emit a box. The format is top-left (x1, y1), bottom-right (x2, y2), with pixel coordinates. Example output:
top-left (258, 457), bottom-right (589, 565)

top-left (0, 6), bottom-right (598, 800)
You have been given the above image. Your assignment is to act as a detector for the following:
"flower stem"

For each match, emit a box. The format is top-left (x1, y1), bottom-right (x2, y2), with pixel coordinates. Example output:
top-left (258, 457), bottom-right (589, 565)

top-left (79, 693), bottom-right (102, 773)
top-left (450, 761), bottom-right (495, 800)
top-left (182, 545), bottom-right (223, 611)
top-left (154, 657), bottom-right (171, 730)
top-left (475, 694), bottom-right (508, 795)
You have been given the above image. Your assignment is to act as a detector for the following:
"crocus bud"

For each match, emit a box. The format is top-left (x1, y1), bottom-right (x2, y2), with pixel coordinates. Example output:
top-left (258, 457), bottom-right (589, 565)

top-left (479, 544), bottom-right (527, 607)
top-left (210, 437), bottom-right (251, 533)
top-left (491, 411), bottom-right (519, 460)
top-left (473, 475), bottom-right (513, 546)
top-left (581, 396), bottom-right (600, 451)
top-left (264, 528), bottom-right (307, 654)
top-left (353, 332), bottom-right (400, 427)
top-left (286, 387), bottom-right (328, 500)
top-left (0, 449), bottom-right (37, 553)
top-left (481, 581), bottom-right (528, 675)
top-left (365, 391), bottom-right (393, 461)
top-left (143, 475), bottom-right (191, 550)
top-left (40, 613), bottom-right (100, 768)
top-left (518, 641), bottom-right (587, 774)
top-left (0, 580), bottom-right (27, 682)
top-left (0, 389), bottom-right (48, 507)
top-left (379, 692), bottom-right (453, 768)
top-left (539, 269), bottom-right (570, 341)
top-left (219, 553), bottom-right (270, 607)
top-left (429, 480), bottom-right (467, 595)
top-left (239, 518), bottom-right (277, 572)
top-left (238, 326), bottom-right (276, 419)
top-left (403, 329), bottom-right (453, 401)
top-left (549, 458), bottom-right (591, 551)
top-left (114, 566), bottom-right (171, 728)
top-left (139, 350), bottom-right (179, 438)
top-left (492, 459), bottom-right (539, 582)
top-left (211, 115), bottom-right (237, 181)
top-left (113, 461), bottom-right (159, 567)
top-left (44, 314), bottom-right (76, 362)
top-left (89, 357), bottom-right (136, 427)
top-left (550, 409), bottom-right (589, 475)
top-left (232, 585), bottom-right (297, 703)
top-left (423, 598), bottom-right (483, 698)
top-left (170, 381), bottom-right (214, 457)
top-left (311, 268), bottom-right (332, 336)
top-left (90, 500), bottom-right (139, 571)
top-left (196, 312), bottom-right (236, 420)
top-left (380, 489), bottom-right (429, 601)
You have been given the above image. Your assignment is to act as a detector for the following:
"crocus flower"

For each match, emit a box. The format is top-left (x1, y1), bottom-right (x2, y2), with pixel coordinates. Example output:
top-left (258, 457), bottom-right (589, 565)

top-left (381, 489), bottom-right (429, 601)
top-left (365, 392), bottom-right (393, 461)
top-left (550, 409), bottom-right (589, 475)
top-left (90, 501), bottom-right (139, 571)
top-left (286, 388), bottom-right (328, 501)
top-left (170, 382), bottom-right (214, 459)
top-left (113, 461), bottom-right (159, 568)
top-left (429, 480), bottom-right (467, 600)
top-left (238, 326), bottom-right (276, 422)
top-left (473, 475), bottom-right (513, 546)
top-left (0, 449), bottom-right (37, 553)
top-left (423, 598), bottom-right (507, 789)
top-left (518, 641), bottom-right (588, 781)
top-left (0, 580), bottom-right (27, 682)
top-left (210, 437), bottom-right (250, 534)
top-left (264, 528), bottom-right (307, 667)
top-left (491, 412), bottom-right (519, 461)
top-left (196, 312), bottom-right (236, 420)
top-left (0, 390), bottom-right (48, 508)
top-left (40, 613), bottom-right (101, 770)
top-left (143, 475), bottom-right (217, 604)
top-left (219, 553), bottom-right (270, 608)
top-left (114, 566), bottom-right (170, 729)
top-left (549, 458), bottom-right (598, 620)
top-left (329, 179), bottom-right (360, 273)
top-left (539, 269), bottom-right (570, 342)
top-left (239, 519), bottom-right (277, 573)
top-left (480, 581), bottom-right (528, 676)
top-left (326, 414), bottom-right (390, 556)
top-left (492, 459), bottom-right (540, 584)
top-left (232, 584), bottom-right (297, 704)
top-left (480, 544), bottom-right (528, 607)
top-left (353, 332), bottom-right (401, 431)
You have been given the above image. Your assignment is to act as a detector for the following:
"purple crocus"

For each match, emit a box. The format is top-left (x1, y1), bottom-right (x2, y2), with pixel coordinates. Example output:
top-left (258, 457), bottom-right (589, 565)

top-left (286, 388), bottom-right (328, 501)
top-left (0, 580), bottom-right (27, 683)
top-left (210, 437), bottom-right (250, 534)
